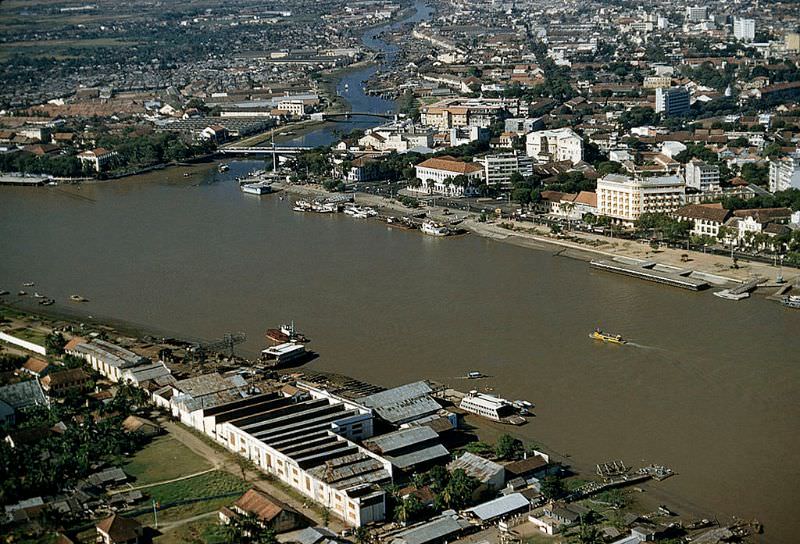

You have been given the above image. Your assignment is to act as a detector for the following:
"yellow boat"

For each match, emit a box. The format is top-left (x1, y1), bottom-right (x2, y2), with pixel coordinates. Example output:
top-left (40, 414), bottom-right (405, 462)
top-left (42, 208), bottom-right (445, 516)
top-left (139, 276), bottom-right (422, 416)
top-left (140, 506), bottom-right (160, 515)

top-left (590, 329), bottom-right (627, 344)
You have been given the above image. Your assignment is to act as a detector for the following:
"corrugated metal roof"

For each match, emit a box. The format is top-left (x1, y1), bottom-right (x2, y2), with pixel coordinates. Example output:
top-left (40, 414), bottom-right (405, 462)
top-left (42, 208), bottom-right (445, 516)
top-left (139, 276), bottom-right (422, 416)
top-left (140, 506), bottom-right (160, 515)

top-left (387, 445), bottom-right (451, 470)
top-left (358, 382), bottom-right (441, 424)
top-left (363, 426), bottom-right (438, 454)
top-left (392, 515), bottom-right (470, 544)
top-left (466, 493), bottom-right (530, 521)
top-left (0, 380), bottom-right (47, 410)
top-left (448, 452), bottom-right (504, 483)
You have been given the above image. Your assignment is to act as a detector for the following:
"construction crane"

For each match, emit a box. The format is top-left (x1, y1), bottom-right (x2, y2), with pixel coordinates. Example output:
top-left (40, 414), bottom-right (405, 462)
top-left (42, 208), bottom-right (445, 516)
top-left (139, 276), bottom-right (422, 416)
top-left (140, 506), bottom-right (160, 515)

top-left (188, 332), bottom-right (247, 361)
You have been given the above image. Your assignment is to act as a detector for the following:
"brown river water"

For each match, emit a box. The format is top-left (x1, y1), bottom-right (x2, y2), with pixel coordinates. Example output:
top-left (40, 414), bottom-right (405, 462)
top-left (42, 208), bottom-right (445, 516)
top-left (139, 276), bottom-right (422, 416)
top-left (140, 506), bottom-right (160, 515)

top-left (1, 163), bottom-right (799, 541)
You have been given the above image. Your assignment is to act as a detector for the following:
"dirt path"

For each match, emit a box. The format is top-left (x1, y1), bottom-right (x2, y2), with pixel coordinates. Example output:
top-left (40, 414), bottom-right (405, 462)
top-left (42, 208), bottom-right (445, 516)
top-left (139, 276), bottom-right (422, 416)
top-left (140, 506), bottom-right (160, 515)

top-left (109, 468), bottom-right (217, 495)
top-left (156, 510), bottom-right (218, 532)
top-left (163, 421), bottom-right (346, 533)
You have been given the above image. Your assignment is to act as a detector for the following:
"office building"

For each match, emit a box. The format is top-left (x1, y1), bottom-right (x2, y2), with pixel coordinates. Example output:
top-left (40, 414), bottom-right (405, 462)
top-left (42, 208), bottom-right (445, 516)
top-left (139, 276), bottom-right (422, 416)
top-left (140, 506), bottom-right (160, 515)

top-left (769, 153), bottom-right (800, 193)
top-left (655, 87), bottom-right (690, 117)
top-left (733, 18), bottom-right (755, 42)
top-left (686, 6), bottom-right (708, 22)
top-left (478, 153), bottom-right (534, 187)
top-left (684, 159), bottom-right (721, 192)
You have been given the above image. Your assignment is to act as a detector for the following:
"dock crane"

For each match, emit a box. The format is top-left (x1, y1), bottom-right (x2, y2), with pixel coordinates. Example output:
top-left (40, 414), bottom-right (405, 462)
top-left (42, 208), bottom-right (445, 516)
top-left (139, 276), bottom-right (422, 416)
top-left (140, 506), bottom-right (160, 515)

top-left (188, 332), bottom-right (247, 361)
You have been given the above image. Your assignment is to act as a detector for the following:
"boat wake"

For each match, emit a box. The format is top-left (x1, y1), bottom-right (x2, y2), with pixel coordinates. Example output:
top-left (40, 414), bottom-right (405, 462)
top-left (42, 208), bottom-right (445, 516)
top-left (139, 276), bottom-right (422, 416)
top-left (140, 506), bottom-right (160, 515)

top-left (625, 342), bottom-right (666, 351)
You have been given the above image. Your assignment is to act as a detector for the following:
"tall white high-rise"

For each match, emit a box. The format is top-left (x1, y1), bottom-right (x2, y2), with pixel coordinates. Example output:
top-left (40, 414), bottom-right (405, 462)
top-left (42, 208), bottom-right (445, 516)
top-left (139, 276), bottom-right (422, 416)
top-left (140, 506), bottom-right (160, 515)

top-left (733, 18), bottom-right (755, 42)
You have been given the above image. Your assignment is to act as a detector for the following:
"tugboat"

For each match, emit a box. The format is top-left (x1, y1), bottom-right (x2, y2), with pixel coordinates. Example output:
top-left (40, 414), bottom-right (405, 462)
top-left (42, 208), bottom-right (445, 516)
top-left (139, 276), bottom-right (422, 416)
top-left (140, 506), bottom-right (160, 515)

top-left (265, 322), bottom-right (309, 344)
top-left (781, 295), bottom-right (800, 309)
top-left (589, 328), bottom-right (627, 344)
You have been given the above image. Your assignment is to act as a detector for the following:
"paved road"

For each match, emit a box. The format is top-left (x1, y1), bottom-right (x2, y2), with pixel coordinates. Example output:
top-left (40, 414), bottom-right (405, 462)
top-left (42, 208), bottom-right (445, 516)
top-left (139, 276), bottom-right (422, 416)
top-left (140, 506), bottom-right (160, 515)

top-left (163, 420), bottom-right (346, 533)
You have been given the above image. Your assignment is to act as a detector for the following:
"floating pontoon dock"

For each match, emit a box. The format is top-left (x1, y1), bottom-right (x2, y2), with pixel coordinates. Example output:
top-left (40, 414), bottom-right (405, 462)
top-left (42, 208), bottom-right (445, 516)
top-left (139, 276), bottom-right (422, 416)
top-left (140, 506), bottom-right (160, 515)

top-left (590, 260), bottom-right (709, 290)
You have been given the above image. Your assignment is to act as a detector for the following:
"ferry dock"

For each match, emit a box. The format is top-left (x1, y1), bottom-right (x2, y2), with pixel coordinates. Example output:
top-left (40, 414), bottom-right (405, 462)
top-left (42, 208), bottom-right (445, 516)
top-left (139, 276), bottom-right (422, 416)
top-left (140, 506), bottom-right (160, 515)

top-left (590, 259), bottom-right (710, 291)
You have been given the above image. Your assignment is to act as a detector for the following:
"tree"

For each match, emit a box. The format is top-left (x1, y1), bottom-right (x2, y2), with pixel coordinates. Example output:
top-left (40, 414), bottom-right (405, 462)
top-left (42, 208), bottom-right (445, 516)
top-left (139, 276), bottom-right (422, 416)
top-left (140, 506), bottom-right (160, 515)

top-left (45, 332), bottom-right (66, 355)
top-left (463, 441), bottom-right (493, 456)
top-left (354, 527), bottom-right (372, 544)
top-left (394, 495), bottom-right (424, 525)
top-left (494, 434), bottom-right (524, 460)
top-left (540, 476), bottom-right (565, 500)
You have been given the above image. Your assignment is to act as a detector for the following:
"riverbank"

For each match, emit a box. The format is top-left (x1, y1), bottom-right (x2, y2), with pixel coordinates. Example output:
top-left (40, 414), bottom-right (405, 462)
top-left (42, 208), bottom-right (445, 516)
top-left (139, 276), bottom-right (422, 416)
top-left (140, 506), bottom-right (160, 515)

top-left (274, 181), bottom-right (798, 290)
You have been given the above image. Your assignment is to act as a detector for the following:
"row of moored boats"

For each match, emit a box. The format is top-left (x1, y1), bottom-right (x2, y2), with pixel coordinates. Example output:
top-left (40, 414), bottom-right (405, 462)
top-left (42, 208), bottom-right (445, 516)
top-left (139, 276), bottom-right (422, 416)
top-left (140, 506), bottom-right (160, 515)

top-left (293, 200), bottom-right (450, 236)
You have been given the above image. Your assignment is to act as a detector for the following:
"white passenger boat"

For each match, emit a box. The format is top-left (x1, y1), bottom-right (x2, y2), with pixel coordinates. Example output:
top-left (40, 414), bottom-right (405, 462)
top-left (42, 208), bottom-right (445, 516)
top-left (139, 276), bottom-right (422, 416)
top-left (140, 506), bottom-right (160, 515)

top-left (241, 181), bottom-right (273, 195)
top-left (421, 220), bottom-right (449, 236)
top-left (293, 200), bottom-right (312, 212)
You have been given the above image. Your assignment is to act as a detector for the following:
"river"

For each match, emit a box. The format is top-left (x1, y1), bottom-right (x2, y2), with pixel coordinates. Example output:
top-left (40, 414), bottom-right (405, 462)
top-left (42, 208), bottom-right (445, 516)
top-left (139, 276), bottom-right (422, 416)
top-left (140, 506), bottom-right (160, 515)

top-left (2, 1), bottom-right (800, 540)
top-left (280, 0), bottom-right (434, 148)
top-left (1, 161), bottom-right (799, 541)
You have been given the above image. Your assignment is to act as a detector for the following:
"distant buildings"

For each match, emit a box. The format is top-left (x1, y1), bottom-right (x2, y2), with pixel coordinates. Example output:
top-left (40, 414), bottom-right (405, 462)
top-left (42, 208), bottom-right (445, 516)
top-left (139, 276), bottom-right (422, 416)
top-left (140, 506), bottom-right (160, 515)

top-left (686, 6), bottom-right (708, 23)
top-left (769, 153), bottom-right (800, 193)
top-left (733, 18), bottom-right (755, 42)
top-left (525, 128), bottom-right (583, 165)
top-left (419, 98), bottom-right (516, 130)
top-left (597, 174), bottom-right (685, 223)
top-left (655, 87), bottom-right (690, 117)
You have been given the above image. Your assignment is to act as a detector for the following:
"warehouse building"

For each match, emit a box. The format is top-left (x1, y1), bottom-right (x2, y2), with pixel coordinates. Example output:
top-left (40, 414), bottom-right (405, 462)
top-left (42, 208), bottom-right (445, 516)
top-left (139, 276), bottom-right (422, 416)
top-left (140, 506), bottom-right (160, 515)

top-left (207, 384), bottom-right (391, 526)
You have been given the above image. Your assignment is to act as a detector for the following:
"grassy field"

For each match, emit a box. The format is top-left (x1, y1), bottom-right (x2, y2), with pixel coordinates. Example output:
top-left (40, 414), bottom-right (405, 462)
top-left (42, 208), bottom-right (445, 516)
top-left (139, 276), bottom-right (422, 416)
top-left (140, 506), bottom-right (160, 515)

top-left (123, 436), bottom-right (212, 485)
top-left (153, 518), bottom-right (227, 544)
top-left (132, 470), bottom-right (249, 527)
top-left (144, 470), bottom-right (249, 509)
top-left (7, 326), bottom-right (48, 345)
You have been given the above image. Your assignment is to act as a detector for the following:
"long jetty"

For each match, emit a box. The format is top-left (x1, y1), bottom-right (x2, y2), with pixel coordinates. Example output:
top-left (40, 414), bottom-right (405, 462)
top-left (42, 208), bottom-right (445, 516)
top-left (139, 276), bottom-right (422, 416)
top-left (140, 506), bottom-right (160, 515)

top-left (590, 260), bottom-right (709, 290)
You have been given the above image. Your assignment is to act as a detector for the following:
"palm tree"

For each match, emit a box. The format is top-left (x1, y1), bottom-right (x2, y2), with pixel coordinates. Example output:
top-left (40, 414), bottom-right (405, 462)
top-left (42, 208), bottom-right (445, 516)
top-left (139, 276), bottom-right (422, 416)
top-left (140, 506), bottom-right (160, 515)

top-left (354, 526), bottom-right (372, 544)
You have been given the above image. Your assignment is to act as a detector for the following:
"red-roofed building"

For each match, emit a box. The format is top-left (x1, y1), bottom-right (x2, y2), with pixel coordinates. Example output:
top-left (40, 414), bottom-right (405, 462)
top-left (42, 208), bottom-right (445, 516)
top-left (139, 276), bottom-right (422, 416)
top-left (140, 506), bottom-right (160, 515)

top-left (219, 488), bottom-right (303, 532)
top-left (412, 156), bottom-right (484, 196)
top-left (77, 148), bottom-right (117, 172)
top-left (96, 514), bottom-right (143, 544)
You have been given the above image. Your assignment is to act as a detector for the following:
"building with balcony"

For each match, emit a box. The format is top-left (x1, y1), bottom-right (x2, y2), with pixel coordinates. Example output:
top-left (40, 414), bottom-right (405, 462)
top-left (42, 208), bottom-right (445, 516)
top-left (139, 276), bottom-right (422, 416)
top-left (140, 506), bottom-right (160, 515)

top-left (597, 174), bottom-right (685, 223)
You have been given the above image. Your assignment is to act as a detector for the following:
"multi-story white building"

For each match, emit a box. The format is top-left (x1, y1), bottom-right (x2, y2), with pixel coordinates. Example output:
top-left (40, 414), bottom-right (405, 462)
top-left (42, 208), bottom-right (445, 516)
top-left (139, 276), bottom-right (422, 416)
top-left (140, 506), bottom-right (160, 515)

top-left (684, 158), bottom-right (721, 192)
top-left (686, 6), bottom-right (708, 22)
top-left (477, 153), bottom-right (533, 188)
top-left (525, 128), bottom-right (583, 165)
top-left (673, 203), bottom-right (731, 238)
top-left (597, 174), bottom-right (685, 223)
top-left (643, 76), bottom-right (672, 89)
top-left (411, 156), bottom-right (484, 197)
top-left (77, 147), bottom-right (118, 172)
top-left (733, 18), bottom-right (755, 42)
top-left (769, 153), bottom-right (800, 193)
top-left (655, 87), bottom-right (690, 117)
top-left (420, 98), bottom-right (517, 130)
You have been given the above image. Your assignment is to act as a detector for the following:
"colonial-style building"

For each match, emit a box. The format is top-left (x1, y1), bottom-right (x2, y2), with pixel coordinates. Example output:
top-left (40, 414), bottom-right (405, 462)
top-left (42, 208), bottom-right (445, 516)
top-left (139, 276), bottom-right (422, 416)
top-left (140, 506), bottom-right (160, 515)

top-left (411, 156), bottom-right (484, 197)
top-left (525, 128), bottom-right (583, 165)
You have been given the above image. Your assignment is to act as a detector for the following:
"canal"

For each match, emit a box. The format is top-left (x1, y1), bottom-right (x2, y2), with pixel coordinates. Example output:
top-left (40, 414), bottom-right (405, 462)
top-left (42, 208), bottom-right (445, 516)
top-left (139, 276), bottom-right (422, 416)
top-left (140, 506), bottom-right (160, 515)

top-left (1, 162), bottom-right (799, 542)
top-left (280, 0), bottom-right (434, 148)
